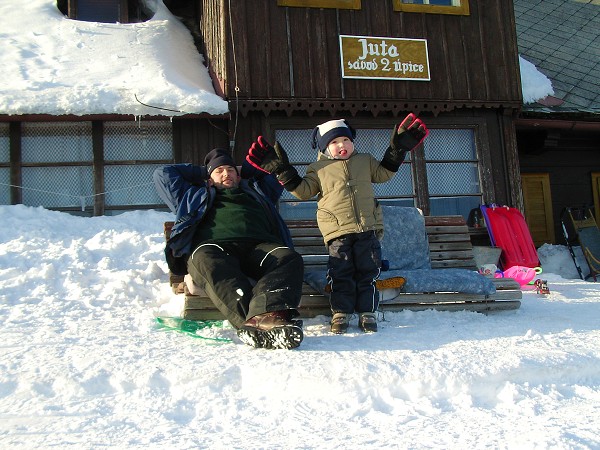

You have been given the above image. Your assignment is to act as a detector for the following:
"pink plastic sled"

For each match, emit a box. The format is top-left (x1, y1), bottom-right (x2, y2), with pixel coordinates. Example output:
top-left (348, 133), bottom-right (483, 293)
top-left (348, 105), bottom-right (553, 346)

top-left (480, 205), bottom-right (540, 269)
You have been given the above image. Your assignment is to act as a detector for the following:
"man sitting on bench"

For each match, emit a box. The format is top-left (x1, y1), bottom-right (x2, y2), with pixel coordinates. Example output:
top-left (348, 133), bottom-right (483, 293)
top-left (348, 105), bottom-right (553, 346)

top-left (153, 148), bottom-right (304, 350)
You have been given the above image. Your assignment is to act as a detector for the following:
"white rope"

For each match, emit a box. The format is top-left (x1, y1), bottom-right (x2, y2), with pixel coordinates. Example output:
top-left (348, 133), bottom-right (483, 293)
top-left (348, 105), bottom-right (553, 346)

top-left (0, 181), bottom-right (155, 211)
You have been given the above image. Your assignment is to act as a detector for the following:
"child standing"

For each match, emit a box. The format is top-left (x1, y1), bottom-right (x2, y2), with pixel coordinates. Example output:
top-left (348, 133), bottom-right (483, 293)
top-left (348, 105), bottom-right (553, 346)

top-left (246, 114), bottom-right (428, 333)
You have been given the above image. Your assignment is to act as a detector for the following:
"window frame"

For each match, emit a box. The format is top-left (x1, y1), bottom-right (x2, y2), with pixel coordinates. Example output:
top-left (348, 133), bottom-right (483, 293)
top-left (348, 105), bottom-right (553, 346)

top-left (393, 0), bottom-right (470, 16)
top-left (415, 116), bottom-right (492, 215)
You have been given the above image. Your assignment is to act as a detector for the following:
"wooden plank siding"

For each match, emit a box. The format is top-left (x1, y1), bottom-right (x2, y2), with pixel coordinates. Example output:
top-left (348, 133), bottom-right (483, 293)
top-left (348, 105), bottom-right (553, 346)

top-left (519, 131), bottom-right (600, 245)
top-left (187, 0), bottom-right (524, 215)
top-left (198, 0), bottom-right (522, 115)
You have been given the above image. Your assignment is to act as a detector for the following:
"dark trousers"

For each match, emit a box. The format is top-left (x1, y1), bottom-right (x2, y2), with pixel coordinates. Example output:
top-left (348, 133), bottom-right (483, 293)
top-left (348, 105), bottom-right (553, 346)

top-left (187, 241), bottom-right (304, 328)
top-left (327, 231), bottom-right (381, 314)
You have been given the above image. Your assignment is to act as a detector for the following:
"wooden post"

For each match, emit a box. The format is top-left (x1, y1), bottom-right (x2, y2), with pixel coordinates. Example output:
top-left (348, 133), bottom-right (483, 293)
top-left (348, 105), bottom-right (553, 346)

top-left (92, 121), bottom-right (104, 216)
top-left (9, 122), bottom-right (21, 205)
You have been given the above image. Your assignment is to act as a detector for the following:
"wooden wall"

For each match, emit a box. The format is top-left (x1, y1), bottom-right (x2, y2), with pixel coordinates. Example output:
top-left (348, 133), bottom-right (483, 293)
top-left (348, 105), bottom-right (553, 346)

top-left (173, 117), bottom-right (230, 165)
top-left (193, 0), bottom-right (524, 214)
top-left (199, 0), bottom-right (522, 116)
top-left (519, 130), bottom-right (600, 244)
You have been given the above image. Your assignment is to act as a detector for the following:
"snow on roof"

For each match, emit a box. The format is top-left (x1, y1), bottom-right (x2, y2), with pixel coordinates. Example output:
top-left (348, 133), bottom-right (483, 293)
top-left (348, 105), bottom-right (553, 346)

top-left (1, 1), bottom-right (553, 117)
top-left (519, 55), bottom-right (554, 105)
top-left (0, 0), bottom-right (229, 117)
top-left (515, 0), bottom-right (600, 112)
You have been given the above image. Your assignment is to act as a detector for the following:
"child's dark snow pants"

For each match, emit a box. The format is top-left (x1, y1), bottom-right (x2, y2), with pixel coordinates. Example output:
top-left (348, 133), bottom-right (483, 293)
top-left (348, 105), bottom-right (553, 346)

top-left (326, 230), bottom-right (381, 314)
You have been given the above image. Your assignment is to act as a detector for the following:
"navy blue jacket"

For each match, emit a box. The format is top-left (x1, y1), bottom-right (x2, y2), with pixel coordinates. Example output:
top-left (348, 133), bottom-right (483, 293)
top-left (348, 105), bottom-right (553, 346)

top-left (153, 161), bottom-right (293, 276)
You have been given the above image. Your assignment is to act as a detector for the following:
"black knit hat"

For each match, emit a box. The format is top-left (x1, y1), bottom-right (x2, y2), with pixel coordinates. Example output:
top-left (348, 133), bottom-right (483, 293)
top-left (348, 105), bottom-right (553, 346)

top-left (311, 119), bottom-right (356, 152)
top-left (204, 148), bottom-right (237, 176)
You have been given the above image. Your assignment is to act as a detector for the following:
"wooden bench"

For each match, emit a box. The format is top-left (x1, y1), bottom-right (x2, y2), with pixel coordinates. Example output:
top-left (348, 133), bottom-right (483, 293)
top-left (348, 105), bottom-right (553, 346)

top-left (164, 215), bottom-right (522, 321)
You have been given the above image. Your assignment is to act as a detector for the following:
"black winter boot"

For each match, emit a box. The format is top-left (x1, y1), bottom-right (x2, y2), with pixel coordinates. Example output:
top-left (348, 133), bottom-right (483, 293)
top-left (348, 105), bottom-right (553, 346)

top-left (237, 311), bottom-right (303, 349)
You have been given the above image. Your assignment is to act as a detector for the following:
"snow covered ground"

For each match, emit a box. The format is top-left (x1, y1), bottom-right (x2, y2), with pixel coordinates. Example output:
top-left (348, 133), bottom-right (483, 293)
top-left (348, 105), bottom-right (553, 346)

top-left (0, 204), bottom-right (599, 449)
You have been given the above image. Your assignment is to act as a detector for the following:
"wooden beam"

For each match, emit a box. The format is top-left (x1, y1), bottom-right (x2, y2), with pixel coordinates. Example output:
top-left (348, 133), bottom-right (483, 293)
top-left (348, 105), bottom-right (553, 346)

top-left (9, 122), bottom-right (21, 205)
top-left (92, 121), bottom-right (104, 216)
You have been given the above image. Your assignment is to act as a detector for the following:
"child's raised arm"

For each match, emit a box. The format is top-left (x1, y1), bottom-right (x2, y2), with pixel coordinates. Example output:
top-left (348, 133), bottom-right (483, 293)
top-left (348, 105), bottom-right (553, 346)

top-left (382, 113), bottom-right (429, 172)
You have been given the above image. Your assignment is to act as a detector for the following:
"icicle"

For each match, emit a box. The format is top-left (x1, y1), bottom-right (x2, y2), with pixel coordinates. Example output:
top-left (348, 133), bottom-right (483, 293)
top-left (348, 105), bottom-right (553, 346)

top-left (79, 196), bottom-right (86, 212)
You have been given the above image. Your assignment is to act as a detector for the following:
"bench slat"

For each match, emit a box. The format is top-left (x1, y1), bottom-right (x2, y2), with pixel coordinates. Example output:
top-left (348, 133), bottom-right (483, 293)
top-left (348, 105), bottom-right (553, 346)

top-left (182, 298), bottom-right (522, 320)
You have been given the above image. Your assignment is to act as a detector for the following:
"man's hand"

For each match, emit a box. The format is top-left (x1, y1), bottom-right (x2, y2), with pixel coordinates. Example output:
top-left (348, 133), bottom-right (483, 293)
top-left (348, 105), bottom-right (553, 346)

top-left (246, 139), bottom-right (272, 173)
top-left (246, 136), bottom-right (302, 189)
top-left (382, 113), bottom-right (429, 171)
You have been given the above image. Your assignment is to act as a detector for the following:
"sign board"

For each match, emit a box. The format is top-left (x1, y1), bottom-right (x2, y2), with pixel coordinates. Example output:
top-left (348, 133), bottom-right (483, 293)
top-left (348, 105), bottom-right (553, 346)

top-left (339, 35), bottom-right (430, 81)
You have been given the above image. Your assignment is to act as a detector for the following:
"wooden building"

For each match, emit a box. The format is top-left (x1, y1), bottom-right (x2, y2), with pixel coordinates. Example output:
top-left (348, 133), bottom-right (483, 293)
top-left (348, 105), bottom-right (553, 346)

top-left (194, 0), bottom-right (525, 223)
top-left (3, 0), bottom-right (544, 237)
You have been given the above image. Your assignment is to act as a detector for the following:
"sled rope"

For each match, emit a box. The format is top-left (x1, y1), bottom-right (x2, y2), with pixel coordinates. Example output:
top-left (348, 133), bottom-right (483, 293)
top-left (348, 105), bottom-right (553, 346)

top-left (155, 317), bottom-right (232, 343)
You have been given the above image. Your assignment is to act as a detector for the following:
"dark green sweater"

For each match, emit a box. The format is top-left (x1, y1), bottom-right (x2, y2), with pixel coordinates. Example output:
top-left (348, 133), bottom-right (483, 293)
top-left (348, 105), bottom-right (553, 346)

top-left (192, 188), bottom-right (282, 247)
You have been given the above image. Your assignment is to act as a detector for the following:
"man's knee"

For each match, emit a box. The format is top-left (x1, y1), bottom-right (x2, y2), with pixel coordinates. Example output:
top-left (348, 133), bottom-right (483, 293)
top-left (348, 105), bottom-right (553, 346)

top-left (264, 246), bottom-right (302, 266)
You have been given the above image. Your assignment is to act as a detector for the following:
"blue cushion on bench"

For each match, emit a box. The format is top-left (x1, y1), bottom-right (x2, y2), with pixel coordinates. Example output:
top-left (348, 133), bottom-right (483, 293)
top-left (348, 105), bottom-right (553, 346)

top-left (303, 206), bottom-right (496, 297)
top-left (380, 268), bottom-right (495, 297)
top-left (304, 268), bottom-right (495, 297)
top-left (381, 206), bottom-right (431, 270)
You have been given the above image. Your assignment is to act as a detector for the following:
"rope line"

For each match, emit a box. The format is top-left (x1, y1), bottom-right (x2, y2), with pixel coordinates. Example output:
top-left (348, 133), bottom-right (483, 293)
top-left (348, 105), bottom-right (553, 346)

top-left (0, 181), bottom-right (155, 211)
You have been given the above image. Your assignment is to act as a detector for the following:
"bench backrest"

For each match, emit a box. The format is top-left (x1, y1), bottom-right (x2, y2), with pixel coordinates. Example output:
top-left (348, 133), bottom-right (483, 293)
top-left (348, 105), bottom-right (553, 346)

top-left (286, 216), bottom-right (477, 272)
top-left (163, 215), bottom-right (477, 274)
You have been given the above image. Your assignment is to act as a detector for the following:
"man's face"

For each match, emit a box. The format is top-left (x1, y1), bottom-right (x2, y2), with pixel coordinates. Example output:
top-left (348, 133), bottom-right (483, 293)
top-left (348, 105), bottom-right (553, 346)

top-left (209, 165), bottom-right (240, 189)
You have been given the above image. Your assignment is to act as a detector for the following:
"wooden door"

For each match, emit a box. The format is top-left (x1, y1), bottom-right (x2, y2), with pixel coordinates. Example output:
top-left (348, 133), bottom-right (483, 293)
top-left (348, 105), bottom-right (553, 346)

top-left (522, 173), bottom-right (555, 245)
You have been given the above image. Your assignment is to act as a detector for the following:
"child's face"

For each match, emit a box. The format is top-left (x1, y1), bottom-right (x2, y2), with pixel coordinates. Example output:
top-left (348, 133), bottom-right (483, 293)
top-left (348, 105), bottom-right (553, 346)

top-left (326, 136), bottom-right (354, 160)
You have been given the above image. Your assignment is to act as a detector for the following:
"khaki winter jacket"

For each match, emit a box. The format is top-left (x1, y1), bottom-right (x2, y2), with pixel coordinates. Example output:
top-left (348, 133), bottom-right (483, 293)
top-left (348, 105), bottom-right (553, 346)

top-left (289, 151), bottom-right (396, 244)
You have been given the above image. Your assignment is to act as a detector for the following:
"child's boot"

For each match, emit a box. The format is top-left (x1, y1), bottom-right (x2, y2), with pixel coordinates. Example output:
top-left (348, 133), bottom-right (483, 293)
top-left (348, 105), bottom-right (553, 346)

top-left (359, 312), bottom-right (377, 333)
top-left (330, 312), bottom-right (349, 334)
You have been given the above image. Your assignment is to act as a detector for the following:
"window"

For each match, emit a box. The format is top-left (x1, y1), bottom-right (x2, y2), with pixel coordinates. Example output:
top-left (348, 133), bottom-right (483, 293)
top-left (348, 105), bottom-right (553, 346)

top-left (393, 0), bottom-right (469, 15)
top-left (423, 129), bottom-right (482, 218)
top-left (277, 0), bottom-right (361, 9)
top-left (58, 0), bottom-right (151, 24)
top-left (103, 121), bottom-right (172, 213)
top-left (20, 122), bottom-right (94, 210)
top-left (75, 0), bottom-right (123, 23)
top-left (273, 125), bottom-right (482, 222)
top-left (2, 120), bottom-right (173, 214)
top-left (275, 128), bottom-right (414, 219)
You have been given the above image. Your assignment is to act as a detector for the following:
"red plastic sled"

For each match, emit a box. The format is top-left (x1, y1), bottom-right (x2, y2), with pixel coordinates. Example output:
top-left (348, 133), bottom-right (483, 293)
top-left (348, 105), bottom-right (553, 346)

top-left (480, 205), bottom-right (540, 269)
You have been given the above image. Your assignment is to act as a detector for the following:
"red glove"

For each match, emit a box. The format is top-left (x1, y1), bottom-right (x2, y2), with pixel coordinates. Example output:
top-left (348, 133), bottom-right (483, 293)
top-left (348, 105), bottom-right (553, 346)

top-left (246, 136), bottom-right (301, 189)
top-left (382, 113), bottom-right (429, 172)
top-left (246, 138), bottom-right (272, 173)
